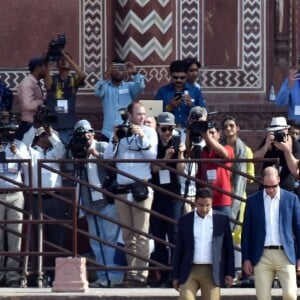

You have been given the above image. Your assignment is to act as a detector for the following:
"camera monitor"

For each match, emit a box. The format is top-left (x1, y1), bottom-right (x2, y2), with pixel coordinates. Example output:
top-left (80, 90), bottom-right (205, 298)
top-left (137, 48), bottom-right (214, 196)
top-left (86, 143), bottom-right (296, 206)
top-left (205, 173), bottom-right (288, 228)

top-left (139, 100), bottom-right (163, 118)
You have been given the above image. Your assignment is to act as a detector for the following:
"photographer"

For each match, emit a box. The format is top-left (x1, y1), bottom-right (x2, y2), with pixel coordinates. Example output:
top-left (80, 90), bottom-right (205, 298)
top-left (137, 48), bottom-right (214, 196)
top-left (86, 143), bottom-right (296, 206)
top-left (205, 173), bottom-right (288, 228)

top-left (94, 59), bottom-right (145, 142)
top-left (0, 121), bottom-right (30, 287)
top-left (150, 112), bottom-right (185, 287)
top-left (254, 116), bottom-right (299, 191)
top-left (104, 102), bottom-right (158, 287)
top-left (275, 56), bottom-right (300, 122)
top-left (45, 48), bottom-right (86, 145)
top-left (154, 60), bottom-right (205, 128)
top-left (16, 56), bottom-right (47, 140)
top-left (194, 122), bottom-right (234, 217)
top-left (70, 119), bottom-right (124, 288)
top-left (22, 122), bottom-right (65, 285)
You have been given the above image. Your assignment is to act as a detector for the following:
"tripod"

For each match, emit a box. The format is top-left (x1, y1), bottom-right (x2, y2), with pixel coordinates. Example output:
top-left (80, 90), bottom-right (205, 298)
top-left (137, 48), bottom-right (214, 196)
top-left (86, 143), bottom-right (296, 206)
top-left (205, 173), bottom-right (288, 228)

top-left (73, 162), bottom-right (111, 287)
top-left (182, 139), bottom-right (209, 214)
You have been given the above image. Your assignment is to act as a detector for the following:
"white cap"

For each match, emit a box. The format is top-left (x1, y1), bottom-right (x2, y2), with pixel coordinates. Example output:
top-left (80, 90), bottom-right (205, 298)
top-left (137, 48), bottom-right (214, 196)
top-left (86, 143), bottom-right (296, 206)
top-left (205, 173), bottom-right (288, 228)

top-left (74, 119), bottom-right (93, 131)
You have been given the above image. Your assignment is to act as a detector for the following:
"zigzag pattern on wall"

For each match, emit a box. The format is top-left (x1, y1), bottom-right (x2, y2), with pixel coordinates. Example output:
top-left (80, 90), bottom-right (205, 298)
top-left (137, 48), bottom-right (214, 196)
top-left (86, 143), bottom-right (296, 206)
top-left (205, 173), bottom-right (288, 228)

top-left (81, 0), bottom-right (104, 91)
top-left (180, 0), bottom-right (200, 59)
top-left (115, 37), bottom-right (172, 61)
top-left (118, 0), bottom-right (170, 8)
top-left (114, 0), bottom-right (173, 63)
top-left (115, 11), bottom-right (172, 34)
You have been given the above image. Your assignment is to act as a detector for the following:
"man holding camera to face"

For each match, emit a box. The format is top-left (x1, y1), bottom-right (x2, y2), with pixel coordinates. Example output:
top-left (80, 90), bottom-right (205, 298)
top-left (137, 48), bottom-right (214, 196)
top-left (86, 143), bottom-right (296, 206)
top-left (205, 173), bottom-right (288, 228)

top-left (154, 60), bottom-right (205, 128)
top-left (193, 121), bottom-right (234, 217)
top-left (45, 45), bottom-right (86, 145)
top-left (94, 59), bottom-right (145, 142)
top-left (0, 117), bottom-right (30, 287)
top-left (254, 117), bottom-right (299, 192)
top-left (69, 119), bottom-right (124, 288)
top-left (149, 112), bottom-right (185, 287)
top-left (104, 101), bottom-right (158, 287)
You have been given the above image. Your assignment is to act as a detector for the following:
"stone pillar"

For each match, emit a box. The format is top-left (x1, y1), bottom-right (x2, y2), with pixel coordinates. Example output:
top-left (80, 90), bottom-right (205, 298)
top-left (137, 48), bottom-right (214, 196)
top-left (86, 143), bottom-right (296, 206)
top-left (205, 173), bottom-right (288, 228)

top-left (52, 257), bottom-right (89, 292)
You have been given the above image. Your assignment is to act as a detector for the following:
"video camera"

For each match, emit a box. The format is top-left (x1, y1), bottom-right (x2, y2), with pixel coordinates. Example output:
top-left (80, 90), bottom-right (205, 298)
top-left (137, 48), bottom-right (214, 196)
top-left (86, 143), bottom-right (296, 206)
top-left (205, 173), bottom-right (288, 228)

top-left (188, 110), bottom-right (216, 146)
top-left (115, 108), bottom-right (133, 139)
top-left (68, 127), bottom-right (90, 159)
top-left (0, 113), bottom-right (19, 144)
top-left (46, 34), bottom-right (66, 62)
top-left (190, 120), bottom-right (216, 136)
top-left (34, 105), bottom-right (57, 126)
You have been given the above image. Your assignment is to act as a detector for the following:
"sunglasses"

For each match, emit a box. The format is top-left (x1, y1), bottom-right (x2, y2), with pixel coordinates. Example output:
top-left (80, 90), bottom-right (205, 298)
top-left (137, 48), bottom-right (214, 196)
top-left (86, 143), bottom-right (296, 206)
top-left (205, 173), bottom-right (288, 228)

top-left (160, 126), bottom-right (173, 132)
top-left (172, 76), bottom-right (186, 80)
top-left (263, 184), bottom-right (278, 189)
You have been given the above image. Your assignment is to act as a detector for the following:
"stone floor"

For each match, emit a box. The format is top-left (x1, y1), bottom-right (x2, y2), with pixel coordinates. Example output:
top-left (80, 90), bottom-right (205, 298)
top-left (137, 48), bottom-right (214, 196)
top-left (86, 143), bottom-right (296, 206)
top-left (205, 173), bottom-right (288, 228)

top-left (0, 288), bottom-right (298, 300)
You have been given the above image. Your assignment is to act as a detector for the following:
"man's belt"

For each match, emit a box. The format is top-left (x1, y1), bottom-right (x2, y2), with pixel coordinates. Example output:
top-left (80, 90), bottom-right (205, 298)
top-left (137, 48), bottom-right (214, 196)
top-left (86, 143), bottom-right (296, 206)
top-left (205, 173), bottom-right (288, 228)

top-left (264, 245), bottom-right (283, 250)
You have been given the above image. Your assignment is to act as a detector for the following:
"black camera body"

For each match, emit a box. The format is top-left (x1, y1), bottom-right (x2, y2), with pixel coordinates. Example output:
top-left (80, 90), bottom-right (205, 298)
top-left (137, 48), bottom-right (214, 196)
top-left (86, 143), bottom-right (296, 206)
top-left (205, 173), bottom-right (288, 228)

top-left (171, 129), bottom-right (181, 152)
top-left (190, 120), bottom-right (215, 135)
top-left (46, 34), bottom-right (66, 62)
top-left (69, 127), bottom-right (90, 159)
top-left (34, 105), bottom-right (57, 126)
top-left (274, 131), bottom-right (287, 143)
top-left (115, 121), bottom-right (133, 139)
top-left (0, 113), bottom-right (19, 144)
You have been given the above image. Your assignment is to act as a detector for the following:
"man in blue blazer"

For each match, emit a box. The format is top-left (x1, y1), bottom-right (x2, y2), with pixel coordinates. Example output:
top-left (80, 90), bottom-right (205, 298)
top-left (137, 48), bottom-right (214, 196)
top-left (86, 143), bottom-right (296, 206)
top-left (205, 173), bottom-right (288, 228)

top-left (172, 187), bottom-right (234, 300)
top-left (241, 166), bottom-right (300, 300)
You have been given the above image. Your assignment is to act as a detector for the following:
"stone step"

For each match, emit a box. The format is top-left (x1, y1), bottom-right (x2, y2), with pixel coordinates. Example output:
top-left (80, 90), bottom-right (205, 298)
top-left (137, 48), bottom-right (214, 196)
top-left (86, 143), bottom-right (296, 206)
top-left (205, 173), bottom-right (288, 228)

top-left (0, 288), bottom-right (298, 300)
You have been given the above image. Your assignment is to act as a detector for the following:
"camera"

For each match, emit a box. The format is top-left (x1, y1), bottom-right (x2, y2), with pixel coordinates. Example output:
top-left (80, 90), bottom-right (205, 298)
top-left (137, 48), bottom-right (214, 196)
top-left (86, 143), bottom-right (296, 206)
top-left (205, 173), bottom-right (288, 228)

top-left (68, 127), bottom-right (90, 159)
top-left (115, 108), bottom-right (133, 139)
top-left (34, 105), bottom-right (57, 126)
top-left (273, 131), bottom-right (287, 143)
top-left (171, 129), bottom-right (181, 152)
top-left (0, 113), bottom-right (19, 144)
top-left (174, 91), bottom-right (182, 99)
top-left (115, 121), bottom-right (133, 139)
top-left (190, 121), bottom-right (215, 135)
top-left (46, 34), bottom-right (66, 62)
top-left (112, 63), bottom-right (127, 72)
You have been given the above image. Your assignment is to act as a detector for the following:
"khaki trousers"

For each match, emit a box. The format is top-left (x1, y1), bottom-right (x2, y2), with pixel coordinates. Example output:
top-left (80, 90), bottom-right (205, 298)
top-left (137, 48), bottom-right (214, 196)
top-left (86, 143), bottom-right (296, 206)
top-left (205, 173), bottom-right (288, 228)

top-left (0, 192), bottom-right (24, 283)
top-left (115, 188), bottom-right (153, 282)
top-left (179, 265), bottom-right (220, 300)
top-left (254, 249), bottom-right (298, 300)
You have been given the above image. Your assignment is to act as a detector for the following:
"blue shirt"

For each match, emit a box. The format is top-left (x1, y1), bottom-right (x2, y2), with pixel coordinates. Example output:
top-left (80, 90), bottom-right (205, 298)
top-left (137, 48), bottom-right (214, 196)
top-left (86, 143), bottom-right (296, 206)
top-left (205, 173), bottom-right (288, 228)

top-left (154, 83), bottom-right (206, 127)
top-left (94, 75), bottom-right (145, 138)
top-left (275, 75), bottom-right (300, 122)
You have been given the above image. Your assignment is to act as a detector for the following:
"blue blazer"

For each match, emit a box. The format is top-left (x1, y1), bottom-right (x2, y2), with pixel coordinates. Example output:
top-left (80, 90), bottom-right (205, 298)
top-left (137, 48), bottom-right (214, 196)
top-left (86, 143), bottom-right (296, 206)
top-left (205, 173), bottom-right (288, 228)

top-left (241, 188), bottom-right (300, 266)
top-left (172, 210), bottom-right (235, 287)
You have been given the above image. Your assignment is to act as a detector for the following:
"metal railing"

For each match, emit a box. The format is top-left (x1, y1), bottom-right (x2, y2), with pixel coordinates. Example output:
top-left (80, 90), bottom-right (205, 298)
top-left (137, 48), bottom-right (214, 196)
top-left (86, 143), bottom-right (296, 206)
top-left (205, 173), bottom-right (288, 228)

top-left (0, 156), bottom-right (279, 287)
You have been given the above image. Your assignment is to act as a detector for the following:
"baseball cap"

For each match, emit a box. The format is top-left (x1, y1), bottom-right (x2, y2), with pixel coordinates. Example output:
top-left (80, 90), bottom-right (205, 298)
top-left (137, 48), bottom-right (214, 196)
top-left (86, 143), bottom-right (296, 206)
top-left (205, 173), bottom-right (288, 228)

top-left (74, 119), bottom-right (93, 131)
top-left (157, 112), bottom-right (176, 126)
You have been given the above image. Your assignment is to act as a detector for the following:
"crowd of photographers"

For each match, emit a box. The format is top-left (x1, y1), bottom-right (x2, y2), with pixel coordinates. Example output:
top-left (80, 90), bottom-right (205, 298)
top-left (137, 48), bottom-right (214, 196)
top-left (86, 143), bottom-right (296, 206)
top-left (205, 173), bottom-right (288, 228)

top-left (0, 43), bottom-right (299, 295)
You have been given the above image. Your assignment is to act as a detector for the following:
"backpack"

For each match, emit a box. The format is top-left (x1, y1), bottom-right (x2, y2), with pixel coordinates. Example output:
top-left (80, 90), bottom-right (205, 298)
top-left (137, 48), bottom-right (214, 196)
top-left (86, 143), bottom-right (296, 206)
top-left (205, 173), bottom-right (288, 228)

top-left (0, 80), bottom-right (13, 111)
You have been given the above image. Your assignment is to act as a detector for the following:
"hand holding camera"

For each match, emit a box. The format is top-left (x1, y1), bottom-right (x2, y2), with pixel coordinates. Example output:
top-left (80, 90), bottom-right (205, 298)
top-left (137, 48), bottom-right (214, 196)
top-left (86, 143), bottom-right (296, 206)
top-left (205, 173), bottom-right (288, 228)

top-left (125, 61), bottom-right (137, 76)
top-left (169, 92), bottom-right (182, 109)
